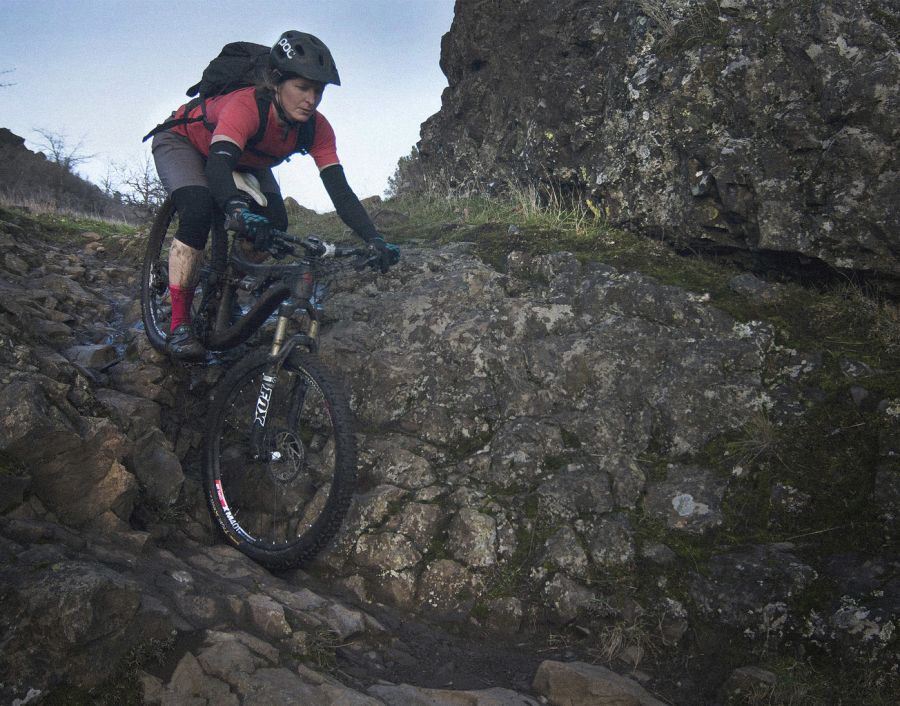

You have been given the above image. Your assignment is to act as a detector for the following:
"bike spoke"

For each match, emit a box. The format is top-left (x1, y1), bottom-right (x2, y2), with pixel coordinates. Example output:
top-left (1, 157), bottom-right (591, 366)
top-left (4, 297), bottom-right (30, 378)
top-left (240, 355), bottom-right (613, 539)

top-left (210, 361), bottom-right (344, 552)
top-left (270, 482), bottom-right (279, 544)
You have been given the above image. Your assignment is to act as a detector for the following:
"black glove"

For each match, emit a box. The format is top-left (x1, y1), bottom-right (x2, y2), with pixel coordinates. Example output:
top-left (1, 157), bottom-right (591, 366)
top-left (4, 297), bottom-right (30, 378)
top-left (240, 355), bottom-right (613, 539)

top-left (225, 198), bottom-right (274, 252)
top-left (368, 235), bottom-right (401, 273)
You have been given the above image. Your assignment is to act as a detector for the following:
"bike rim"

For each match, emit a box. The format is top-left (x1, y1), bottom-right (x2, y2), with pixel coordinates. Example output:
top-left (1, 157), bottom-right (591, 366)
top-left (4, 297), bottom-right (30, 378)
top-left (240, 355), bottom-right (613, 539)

top-left (144, 207), bottom-right (176, 342)
top-left (211, 364), bottom-right (339, 551)
top-left (147, 259), bottom-right (171, 337)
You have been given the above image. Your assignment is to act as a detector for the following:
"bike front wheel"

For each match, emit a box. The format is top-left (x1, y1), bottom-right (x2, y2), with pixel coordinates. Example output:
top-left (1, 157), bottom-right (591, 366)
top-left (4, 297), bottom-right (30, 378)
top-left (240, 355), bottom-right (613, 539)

top-left (203, 349), bottom-right (358, 569)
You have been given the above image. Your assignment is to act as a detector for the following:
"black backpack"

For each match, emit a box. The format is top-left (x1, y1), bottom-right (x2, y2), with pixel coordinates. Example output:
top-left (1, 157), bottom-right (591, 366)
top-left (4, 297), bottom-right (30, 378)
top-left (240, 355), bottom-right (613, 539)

top-left (142, 42), bottom-right (315, 158)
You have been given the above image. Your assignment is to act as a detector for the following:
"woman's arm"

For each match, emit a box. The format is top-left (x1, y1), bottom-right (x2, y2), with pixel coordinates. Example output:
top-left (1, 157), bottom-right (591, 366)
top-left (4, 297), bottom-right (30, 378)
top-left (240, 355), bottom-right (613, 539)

top-left (319, 163), bottom-right (380, 242)
top-left (205, 137), bottom-right (247, 210)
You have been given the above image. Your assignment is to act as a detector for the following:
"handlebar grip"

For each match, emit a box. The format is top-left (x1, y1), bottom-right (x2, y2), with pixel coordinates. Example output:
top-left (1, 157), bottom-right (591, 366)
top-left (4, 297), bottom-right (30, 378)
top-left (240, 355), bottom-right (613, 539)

top-left (271, 229), bottom-right (299, 244)
top-left (269, 230), bottom-right (366, 259)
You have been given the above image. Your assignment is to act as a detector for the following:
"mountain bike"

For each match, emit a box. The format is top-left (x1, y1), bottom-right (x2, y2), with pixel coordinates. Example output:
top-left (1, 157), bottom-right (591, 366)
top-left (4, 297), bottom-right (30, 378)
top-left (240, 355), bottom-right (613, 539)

top-left (140, 192), bottom-right (374, 569)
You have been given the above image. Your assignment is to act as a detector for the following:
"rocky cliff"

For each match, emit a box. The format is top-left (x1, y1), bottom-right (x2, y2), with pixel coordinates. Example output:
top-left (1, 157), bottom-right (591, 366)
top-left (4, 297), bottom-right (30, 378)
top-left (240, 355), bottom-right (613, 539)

top-left (0, 205), bottom-right (896, 704)
top-left (405, 0), bottom-right (899, 279)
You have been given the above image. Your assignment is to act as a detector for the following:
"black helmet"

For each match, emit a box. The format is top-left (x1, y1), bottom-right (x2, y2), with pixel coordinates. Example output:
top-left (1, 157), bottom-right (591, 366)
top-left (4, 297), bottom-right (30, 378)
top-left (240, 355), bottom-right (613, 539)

top-left (270, 30), bottom-right (341, 86)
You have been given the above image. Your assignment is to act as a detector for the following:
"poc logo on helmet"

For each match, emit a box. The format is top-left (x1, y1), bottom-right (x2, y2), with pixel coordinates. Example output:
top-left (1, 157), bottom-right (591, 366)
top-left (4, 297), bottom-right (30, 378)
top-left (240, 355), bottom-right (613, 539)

top-left (278, 38), bottom-right (296, 59)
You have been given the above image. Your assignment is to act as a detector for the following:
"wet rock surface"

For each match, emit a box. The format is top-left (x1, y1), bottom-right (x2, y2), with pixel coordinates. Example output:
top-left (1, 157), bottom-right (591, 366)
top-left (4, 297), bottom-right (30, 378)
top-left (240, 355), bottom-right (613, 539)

top-left (0, 208), bottom-right (896, 703)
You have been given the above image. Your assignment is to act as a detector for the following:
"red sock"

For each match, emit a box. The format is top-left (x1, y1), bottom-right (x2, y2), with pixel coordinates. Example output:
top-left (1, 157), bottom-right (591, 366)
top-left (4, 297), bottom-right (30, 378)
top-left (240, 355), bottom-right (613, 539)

top-left (169, 285), bottom-right (195, 332)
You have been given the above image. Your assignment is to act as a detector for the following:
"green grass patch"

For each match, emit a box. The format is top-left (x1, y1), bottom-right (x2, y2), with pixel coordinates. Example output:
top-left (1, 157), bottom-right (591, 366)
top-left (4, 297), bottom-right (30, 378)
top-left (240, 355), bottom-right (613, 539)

top-left (287, 205), bottom-right (355, 242)
top-left (0, 451), bottom-right (27, 477)
top-left (380, 192), bottom-right (899, 371)
top-left (0, 205), bottom-right (139, 244)
top-left (694, 391), bottom-right (890, 557)
top-left (735, 653), bottom-right (899, 706)
top-left (629, 508), bottom-right (715, 575)
top-left (479, 507), bottom-right (559, 601)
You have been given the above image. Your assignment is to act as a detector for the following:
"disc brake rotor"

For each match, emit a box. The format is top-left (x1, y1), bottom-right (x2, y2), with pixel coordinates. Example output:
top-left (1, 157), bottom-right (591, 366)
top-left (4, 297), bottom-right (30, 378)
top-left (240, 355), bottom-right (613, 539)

top-left (266, 429), bottom-right (307, 484)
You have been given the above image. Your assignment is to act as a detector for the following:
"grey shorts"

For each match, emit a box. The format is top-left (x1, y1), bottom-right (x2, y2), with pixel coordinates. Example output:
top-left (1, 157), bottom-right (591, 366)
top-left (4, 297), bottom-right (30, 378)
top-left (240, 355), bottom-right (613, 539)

top-left (151, 130), bottom-right (280, 196)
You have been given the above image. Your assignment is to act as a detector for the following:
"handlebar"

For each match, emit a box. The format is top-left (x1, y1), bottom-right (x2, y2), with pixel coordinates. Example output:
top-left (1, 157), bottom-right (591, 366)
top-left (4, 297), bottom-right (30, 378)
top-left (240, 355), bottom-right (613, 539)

top-left (272, 231), bottom-right (362, 259)
top-left (268, 229), bottom-right (383, 272)
top-left (227, 218), bottom-right (378, 271)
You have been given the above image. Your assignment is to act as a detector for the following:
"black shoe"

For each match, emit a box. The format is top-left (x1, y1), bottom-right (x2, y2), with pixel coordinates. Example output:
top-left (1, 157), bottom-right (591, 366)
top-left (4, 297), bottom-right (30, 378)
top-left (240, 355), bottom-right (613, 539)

top-left (167, 323), bottom-right (205, 361)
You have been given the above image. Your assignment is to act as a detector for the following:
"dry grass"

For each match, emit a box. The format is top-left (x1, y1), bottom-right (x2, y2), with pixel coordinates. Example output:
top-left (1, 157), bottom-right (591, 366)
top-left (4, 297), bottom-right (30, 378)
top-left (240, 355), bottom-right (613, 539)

top-left (586, 599), bottom-right (670, 668)
top-left (0, 189), bottom-right (133, 227)
top-left (639, 0), bottom-right (678, 40)
top-left (815, 280), bottom-right (900, 357)
top-left (301, 626), bottom-right (347, 671)
top-left (730, 411), bottom-right (785, 471)
top-left (639, 0), bottom-right (724, 51)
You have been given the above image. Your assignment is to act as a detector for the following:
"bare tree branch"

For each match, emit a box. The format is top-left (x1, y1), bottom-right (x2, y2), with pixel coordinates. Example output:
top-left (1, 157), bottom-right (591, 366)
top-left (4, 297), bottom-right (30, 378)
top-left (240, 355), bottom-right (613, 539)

top-left (98, 165), bottom-right (118, 197)
top-left (114, 153), bottom-right (166, 215)
top-left (32, 128), bottom-right (95, 173)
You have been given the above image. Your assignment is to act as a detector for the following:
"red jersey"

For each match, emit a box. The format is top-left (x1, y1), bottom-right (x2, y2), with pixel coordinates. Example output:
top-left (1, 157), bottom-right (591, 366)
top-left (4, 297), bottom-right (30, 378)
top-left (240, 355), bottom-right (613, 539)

top-left (170, 86), bottom-right (339, 170)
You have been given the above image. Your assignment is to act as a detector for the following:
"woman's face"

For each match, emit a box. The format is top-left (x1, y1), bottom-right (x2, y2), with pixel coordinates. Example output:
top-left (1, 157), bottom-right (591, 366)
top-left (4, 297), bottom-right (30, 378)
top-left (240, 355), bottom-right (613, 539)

top-left (276, 77), bottom-right (324, 123)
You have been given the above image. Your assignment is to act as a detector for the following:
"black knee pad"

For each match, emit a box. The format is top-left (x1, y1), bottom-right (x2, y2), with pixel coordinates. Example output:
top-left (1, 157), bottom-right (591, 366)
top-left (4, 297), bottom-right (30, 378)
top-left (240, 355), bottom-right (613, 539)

top-left (171, 186), bottom-right (215, 249)
top-left (261, 193), bottom-right (288, 232)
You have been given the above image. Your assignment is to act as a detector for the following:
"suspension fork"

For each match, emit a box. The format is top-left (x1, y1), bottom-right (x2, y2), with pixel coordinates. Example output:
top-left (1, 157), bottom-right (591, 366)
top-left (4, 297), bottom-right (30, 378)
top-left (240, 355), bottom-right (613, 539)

top-left (249, 293), bottom-right (320, 460)
top-left (248, 300), bottom-right (290, 460)
top-left (250, 368), bottom-right (277, 461)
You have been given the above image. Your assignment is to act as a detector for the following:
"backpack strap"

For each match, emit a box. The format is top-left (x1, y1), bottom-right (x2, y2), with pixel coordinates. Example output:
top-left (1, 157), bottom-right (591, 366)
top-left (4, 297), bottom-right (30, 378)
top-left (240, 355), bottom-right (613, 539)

top-left (245, 96), bottom-right (273, 152)
top-left (141, 97), bottom-right (205, 142)
top-left (241, 97), bottom-right (317, 161)
top-left (295, 113), bottom-right (316, 155)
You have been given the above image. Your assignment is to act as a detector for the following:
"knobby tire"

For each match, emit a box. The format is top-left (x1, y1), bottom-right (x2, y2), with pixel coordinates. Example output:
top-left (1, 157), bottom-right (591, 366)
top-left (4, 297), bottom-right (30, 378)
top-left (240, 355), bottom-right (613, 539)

top-left (140, 195), bottom-right (229, 353)
top-left (140, 196), bottom-right (177, 352)
top-left (203, 349), bottom-right (357, 569)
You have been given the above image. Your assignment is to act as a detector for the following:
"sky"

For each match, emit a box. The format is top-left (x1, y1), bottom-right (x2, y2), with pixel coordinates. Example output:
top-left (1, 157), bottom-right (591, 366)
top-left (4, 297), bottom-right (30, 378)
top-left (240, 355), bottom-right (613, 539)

top-left (0, 0), bottom-right (455, 211)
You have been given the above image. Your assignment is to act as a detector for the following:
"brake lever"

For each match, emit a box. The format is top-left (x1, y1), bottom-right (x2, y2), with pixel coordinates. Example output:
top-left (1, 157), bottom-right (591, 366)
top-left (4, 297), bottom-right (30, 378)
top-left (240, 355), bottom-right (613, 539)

top-left (224, 214), bottom-right (244, 235)
top-left (353, 253), bottom-right (381, 272)
top-left (275, 241), bottom-right (296, 259)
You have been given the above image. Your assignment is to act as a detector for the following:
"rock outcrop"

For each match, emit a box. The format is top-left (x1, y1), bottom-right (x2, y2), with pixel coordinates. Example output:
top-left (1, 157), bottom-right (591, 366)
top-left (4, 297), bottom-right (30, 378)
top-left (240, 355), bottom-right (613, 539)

top-left (406, 0), bottom-right (899, 277)
top-left (0, 206), bottom-right (896, 703)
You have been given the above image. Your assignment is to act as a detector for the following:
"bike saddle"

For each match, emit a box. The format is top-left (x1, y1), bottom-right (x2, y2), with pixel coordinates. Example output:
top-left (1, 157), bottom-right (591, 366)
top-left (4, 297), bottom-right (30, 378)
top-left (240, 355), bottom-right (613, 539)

top-left (232, 171), bottom-right (268, 207)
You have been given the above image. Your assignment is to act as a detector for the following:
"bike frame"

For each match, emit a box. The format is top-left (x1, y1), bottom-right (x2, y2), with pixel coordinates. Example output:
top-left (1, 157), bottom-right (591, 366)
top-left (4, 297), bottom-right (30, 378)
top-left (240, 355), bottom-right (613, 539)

top-left (192, 222), bottom-right (317, 352)
top-left (197, 226), bottom-right (363, 462)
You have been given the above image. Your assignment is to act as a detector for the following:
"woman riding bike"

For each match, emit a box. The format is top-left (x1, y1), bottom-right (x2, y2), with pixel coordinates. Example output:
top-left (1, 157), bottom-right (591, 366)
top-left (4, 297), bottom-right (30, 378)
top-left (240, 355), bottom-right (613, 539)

top-left (150, 29), bottom-right (400, 360)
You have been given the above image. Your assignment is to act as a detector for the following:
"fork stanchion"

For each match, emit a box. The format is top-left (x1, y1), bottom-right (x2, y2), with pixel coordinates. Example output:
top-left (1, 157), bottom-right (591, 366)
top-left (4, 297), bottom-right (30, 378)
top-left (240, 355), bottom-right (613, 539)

top-left (271, 305), bottom-right (292, 357)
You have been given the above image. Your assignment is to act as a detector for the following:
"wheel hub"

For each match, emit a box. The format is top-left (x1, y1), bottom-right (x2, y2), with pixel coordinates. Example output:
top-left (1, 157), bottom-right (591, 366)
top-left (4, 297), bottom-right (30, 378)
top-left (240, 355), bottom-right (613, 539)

top-left (267, 429), bottom-right (306, 484)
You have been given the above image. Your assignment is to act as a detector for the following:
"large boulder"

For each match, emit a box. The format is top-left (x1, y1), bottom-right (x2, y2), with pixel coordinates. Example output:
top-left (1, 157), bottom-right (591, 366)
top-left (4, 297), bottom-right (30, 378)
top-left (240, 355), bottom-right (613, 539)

top-left (316, 246), bottom-right (777, 622)
top-left (407, 0), bottom-right (899, 277)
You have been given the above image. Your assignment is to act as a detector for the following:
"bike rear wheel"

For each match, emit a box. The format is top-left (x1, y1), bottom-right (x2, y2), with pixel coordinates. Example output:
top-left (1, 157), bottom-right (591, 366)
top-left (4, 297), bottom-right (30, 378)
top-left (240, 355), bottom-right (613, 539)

top-left (203, 349), bottom-right (357, 569)
top-left (140, 197), bottom-right (227, 353)
top-left (140, 196), bottom-right (177, 352)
